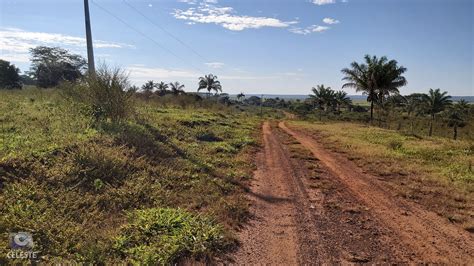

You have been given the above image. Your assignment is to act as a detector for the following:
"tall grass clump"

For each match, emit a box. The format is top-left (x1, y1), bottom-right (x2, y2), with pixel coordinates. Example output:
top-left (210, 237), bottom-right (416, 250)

top-left (63, 65), bottom-right (136, 123)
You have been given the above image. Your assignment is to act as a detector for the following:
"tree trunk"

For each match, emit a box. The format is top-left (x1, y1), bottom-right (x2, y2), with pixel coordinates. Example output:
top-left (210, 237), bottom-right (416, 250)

top-left (370, 100), bottom-right (374, 124)
top-left (429, 114), bottom-right (434, 136)
top-left (453, 124), bottom-right (458, 140)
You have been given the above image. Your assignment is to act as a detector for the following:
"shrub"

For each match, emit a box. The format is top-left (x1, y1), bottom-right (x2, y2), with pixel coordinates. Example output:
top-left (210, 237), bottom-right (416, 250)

top-left (113, 208), bottom-right (230, 264)
top-left (63, 65), bottom-right (135, 123)
top-left (387, 139), bottom-right (403, 150)
top-left (195, 127), bottom-right (222, 142)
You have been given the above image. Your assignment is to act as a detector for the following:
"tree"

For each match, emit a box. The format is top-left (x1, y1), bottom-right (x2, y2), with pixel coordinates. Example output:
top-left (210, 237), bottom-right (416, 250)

top-left (422, 88), bottom-right (452, 136)
top-left (237, 92), bottom-right (245, 102)
top-left (198, 74), bottom-right (222, 97)
top-left (334, 90), bottom-right (352, 112)
top-left (402, 93), bottom-right (425, 134)
top-left (29, 46), bottom-right (87, 88)
top-left (155, 81), bottom-right (169, 96)
top-left (375, 58), bottom-right (407, 105)
top-left (0, 59), bottom-right (22, 89)
top-left (447, 100), bottom-right (469, 140)
top-left (141, 80), bottom-right (155, 98)
top-left (342, 55), bottom-right (407, 123)
top-left (169, 81), bottom-right (185, 95)
top-left (309, 85), bottom-right (334, 120)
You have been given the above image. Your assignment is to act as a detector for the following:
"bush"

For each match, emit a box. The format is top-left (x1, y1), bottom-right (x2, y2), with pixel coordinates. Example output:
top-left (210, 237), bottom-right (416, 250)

top-left (387, 139), bottom-right (403, 150)
top-left (113, 208), bottom-right (230, 264)
top-left (63, 65), bottom-right (135, 123)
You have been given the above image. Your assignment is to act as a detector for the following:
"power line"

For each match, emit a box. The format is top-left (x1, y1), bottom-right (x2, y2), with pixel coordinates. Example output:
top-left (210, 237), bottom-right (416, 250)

top-left (91, 0), bottom-right (203, 73)
top-left (122, 0), bottom-right (208, 62)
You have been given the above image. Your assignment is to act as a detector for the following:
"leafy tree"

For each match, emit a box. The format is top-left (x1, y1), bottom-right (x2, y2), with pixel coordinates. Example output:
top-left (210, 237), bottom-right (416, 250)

top-left (245, 96), bottom-right (261, 106)
top-left (237, 92), bottom-right (245, 102)
top-left (155, 81), bottom-right (169, 96)
top-left (20, 74), bottom-right (36, 86)
top-left (29, 46), bottom-right (87, 88)
top-left (422, 88), bottom-right (452, 136)
top-left (0, 59), bottom-right (22, 89)
top-left (169, 81), bottom-right (185, 95)
top-left (198, 74), bottom-right (222, 97)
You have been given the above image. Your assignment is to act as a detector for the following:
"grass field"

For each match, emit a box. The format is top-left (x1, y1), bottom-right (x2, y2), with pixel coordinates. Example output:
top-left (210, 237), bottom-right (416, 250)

top-left (288, 121), bottom-right (474, 230)
top-left (0, 89), bottom-right (262, 263)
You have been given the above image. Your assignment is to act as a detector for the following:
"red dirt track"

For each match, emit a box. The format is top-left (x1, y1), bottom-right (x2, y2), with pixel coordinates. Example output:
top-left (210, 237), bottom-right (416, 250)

top-left (233, 121), bottom-right (473, 264)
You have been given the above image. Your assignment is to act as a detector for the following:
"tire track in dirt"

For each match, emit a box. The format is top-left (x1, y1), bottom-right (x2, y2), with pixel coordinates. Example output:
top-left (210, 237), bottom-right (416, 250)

top-left (233, 121), bottom-right (328, 264)
top-left (234, 121), bottom-right (415, 264)
top-left (279, 121), bottom-right (474, 264)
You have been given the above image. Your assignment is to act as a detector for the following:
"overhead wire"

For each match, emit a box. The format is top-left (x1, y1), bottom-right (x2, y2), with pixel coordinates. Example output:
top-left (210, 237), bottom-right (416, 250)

top-left (91, 0), bottom-right (204, 73)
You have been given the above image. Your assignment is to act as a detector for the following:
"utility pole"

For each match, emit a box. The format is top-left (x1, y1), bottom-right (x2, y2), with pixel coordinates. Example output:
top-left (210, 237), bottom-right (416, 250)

top-left (260, 94), bottom-right (264, 118)
top-left (84, 0), bottom-right (95, 74)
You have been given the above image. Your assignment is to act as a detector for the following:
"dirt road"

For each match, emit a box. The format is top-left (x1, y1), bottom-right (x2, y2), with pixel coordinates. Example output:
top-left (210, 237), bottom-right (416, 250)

top-left (233, 121), bottom-right (473, 264)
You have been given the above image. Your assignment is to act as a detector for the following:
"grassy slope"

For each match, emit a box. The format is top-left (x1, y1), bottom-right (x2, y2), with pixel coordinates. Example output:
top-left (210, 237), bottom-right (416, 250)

top-left (289, 121), bottom-right (474, 230)
top-left (0, 89), bottom-right (261, 263)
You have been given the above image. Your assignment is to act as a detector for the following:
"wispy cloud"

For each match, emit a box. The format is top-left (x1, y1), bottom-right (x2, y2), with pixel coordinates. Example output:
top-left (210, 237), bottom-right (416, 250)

top-left (127, 65), bottom-right (200, 84)
top-left (205, 62), bottom-right (225, 69)
top-left (173, 2), bottom-right (297, 31)
top-left (290, 25), bottom-right (330, 35)
top-left (323, 17), bottom-right (340, 24)
top-left (0, 27), bottom-right (133, 63)
top-left (311, 0), bottom-right (336, 5)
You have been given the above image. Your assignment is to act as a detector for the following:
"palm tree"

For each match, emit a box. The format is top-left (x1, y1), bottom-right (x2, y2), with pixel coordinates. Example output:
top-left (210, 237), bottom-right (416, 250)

top-left (169, 81), bottom-right (185, 95)
top-left (342, 55), bottom-right (407, 123)
top-left (198, 74), bottom-right (222, 97)
top-left (155, 81), bottom-right (169, 96)
top-left (334, 90), bottom-right (352, 112)
top-left (403, 93), bottom-right (424, 134)
top-left (141, 80), bottom-right (155, 98)
top-left (237, 92), bottom-right (245, 102)
top-left (422, 88), bottom-right (452, 136)
top-left (375, 59), bottom-right (407, 104)
top-left (309, 85), bottom-right (334, 120)
top-left (447, 100), bottom-right (469, 140)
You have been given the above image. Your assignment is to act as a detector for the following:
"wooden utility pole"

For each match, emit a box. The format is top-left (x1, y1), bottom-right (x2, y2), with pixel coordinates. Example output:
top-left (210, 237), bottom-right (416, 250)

top-left (84, 0), bottom-right (95, 74)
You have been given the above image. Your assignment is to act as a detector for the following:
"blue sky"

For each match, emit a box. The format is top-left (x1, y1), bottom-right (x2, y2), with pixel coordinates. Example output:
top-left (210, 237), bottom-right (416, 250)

top-left (0, 0), bottom-right (472, 95)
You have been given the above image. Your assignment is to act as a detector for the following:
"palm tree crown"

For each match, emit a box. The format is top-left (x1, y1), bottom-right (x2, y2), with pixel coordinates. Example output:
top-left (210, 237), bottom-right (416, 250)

top-left (169, 81), bottom-right (185, 95)
top-left (155, 81), bottom-right (169, 95)
top-left (310, 84), bottom-right (334, 111)
top-left (198, 74), bottom-right (222, 96)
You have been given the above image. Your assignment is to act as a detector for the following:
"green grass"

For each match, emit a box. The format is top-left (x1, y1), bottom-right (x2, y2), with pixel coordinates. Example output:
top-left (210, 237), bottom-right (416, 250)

top-left (0, 89), bottom-right (261, 264)
top-left (289, 121), bottom-right (474, 229)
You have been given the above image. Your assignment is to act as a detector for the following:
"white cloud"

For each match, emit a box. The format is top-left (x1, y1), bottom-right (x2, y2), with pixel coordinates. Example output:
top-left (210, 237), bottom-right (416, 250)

top-left (205, 62), bottom-right (225, 69)
top-left (311, 0), bottom-right (336, 5)
top-left (173, 3), bottom-right (297, 31)
top-left (0, 27), bottom-right (132, 64)
top-left (323, 17), bottom-right (340, 24)
top-left (290, 25), bottom-right (330, 35)
top-left (127, 65), bottom-right (200, 84)
top-left (178, 0), bottom-right (198, 4)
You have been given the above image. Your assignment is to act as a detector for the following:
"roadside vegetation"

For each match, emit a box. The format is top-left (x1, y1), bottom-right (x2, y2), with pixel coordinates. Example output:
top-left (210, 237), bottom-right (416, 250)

top-left (0, 46), bottom-right (279, 264)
